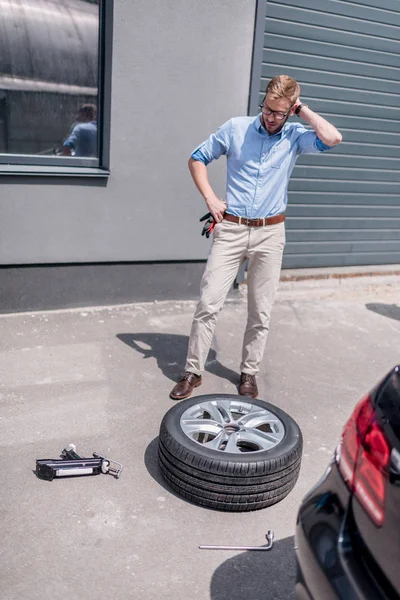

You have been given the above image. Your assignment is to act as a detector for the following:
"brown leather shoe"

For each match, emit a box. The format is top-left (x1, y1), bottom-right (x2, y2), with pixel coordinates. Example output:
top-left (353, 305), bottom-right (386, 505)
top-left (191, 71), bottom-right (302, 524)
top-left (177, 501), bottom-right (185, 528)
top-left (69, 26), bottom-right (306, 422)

top-left (239, 373), bottom-right (258, 398)
top-left (170, 372), bottom-right (202, 400)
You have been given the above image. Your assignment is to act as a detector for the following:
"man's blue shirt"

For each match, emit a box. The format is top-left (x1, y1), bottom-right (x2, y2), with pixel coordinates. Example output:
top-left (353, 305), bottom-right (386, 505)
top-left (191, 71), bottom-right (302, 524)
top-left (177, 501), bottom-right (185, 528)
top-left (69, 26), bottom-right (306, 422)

top-left (63, 121), bottom-right (98, 157)
top-left (191, 115), bottom-right (332, 218)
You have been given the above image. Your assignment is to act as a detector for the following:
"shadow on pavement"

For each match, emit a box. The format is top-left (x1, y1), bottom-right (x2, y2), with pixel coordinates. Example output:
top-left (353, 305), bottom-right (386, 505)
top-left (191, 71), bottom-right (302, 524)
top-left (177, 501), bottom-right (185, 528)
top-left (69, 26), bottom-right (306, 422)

top-left (366, 303), bottom-right (400, 322)
top-left (117, 332), bottom-right (238, 384)
top-left (146, 437), bottom-right (296, 598)
top-left (209, 535), bottom-right (296, 600)
top-left (145, 436), bottom-right (257, 512)
top-left (145, 436), bottom-right (215, 508)
top-left (144, 436), bottom-right (171, 492)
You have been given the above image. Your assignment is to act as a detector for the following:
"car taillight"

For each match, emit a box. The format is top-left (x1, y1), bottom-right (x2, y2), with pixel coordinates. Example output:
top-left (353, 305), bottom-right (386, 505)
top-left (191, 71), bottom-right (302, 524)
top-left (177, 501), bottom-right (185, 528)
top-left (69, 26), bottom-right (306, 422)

top-left (337, 394), bottom-right (390, 527)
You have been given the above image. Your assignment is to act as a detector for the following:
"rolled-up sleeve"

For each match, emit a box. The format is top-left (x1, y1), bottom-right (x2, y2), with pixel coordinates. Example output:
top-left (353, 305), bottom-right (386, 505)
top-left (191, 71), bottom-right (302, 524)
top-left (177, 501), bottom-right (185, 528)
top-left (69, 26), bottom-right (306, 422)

top-left (316, 137), bottom-right (334, 151)
top-left (190, 119), bottom-right (232, 165)
top-left (297, 129), bottom-right (334, 155)
top-left (63, 125), bottom-right (79, 149)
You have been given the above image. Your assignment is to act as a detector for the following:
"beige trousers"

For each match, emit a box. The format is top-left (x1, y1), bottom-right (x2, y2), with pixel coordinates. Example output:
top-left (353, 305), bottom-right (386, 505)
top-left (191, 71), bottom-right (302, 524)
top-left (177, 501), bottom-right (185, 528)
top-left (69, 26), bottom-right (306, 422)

top-left (185, 219), bottom-right (285, 376)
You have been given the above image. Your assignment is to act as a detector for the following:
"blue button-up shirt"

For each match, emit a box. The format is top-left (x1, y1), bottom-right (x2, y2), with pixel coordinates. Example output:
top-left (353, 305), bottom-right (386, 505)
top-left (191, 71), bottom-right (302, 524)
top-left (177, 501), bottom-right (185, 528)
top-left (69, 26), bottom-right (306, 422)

top-left (63, 121), bottom-right (98, 157)
top-left (191, 115), bottom-right (332, 218)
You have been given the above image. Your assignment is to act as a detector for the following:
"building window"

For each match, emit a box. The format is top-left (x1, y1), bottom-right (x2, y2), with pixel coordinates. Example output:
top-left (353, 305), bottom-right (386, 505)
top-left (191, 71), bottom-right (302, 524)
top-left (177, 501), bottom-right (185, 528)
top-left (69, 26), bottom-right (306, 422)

top-left (0, 0), bottom-right (113, 174)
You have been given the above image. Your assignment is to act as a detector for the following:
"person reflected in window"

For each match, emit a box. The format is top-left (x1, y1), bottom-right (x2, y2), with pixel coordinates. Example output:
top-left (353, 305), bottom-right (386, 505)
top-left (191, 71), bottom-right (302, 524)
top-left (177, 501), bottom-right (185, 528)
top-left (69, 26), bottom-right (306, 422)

top-left (62, 104), bottom-right (98, 157)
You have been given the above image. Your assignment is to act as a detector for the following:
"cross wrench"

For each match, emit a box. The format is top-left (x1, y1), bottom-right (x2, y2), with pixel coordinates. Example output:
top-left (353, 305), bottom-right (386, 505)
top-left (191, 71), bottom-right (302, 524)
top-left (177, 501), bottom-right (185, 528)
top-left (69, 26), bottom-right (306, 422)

top-left (199, 530), bottom-right (274, 551)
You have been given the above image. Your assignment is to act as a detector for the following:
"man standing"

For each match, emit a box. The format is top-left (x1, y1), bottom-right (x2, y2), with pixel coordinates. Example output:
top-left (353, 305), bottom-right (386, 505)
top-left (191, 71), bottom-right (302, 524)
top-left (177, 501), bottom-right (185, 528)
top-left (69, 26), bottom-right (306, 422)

top-left (170, 75), bottom-right (342, 400)
top-left (62, 104), bottom-right (98, 158)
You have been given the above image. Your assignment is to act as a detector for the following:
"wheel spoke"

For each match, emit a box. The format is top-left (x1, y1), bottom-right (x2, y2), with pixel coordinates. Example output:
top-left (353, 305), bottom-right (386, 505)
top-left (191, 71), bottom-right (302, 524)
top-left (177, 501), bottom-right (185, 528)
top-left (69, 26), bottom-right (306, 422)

top-left (204, 431), bottom-right (227, 450)
top-left (223, 432), bottom-right (240, 453)
top-left (181, 419), bottom-right (222, 436)
top-left (240, 428), bottom-right (281, 450)
top-left (238, 409), bottom-right (279, 429)
top-left (197, 401), bottom-right (229, 425)
top-left (214, 401), bottom-right (235, 423)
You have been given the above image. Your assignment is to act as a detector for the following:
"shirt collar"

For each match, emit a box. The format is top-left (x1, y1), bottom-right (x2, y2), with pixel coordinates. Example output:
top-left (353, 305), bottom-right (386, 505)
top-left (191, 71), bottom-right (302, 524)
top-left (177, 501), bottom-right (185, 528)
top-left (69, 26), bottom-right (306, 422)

top-left (254, 114), bottom-right (287, 138)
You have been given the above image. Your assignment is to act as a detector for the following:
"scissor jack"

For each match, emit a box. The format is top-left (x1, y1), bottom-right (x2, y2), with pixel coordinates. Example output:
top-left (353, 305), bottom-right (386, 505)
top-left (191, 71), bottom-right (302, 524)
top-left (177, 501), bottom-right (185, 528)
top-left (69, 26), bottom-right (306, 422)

top-left (36, 444), bottom-right (123, 481)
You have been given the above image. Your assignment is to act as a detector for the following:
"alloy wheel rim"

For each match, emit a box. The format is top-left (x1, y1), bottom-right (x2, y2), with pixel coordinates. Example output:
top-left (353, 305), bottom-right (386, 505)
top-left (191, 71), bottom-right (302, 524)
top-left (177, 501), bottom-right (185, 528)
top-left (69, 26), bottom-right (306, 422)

top-left (179, 398), bottom-right (285, 453)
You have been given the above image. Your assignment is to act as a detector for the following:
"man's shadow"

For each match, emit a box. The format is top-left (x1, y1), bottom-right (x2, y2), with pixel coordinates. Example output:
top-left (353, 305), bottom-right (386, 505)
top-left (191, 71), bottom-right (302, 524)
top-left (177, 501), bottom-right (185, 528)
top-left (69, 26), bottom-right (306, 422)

top-left (366, 303), bottom-right (400, 323)
top-left (117, 333), bottom-right (238, 384)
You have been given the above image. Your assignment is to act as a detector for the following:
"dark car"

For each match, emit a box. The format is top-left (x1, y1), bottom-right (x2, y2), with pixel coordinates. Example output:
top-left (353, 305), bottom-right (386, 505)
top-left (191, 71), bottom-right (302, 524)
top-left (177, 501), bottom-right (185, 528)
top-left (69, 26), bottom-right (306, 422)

top-left (295, 365), bottom-right (400, 600)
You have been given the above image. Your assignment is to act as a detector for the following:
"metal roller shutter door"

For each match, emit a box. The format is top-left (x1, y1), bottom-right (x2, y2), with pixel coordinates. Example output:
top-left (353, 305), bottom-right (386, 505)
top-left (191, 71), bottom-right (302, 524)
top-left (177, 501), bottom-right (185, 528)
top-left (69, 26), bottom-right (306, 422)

top-left (249, 0), bottom-right (400, 268)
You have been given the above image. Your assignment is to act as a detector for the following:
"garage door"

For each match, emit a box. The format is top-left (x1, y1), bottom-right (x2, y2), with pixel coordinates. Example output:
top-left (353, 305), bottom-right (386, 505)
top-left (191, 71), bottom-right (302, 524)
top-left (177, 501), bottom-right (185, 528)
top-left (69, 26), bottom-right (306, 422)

top-left (249, 0), bottom-right (400, 268)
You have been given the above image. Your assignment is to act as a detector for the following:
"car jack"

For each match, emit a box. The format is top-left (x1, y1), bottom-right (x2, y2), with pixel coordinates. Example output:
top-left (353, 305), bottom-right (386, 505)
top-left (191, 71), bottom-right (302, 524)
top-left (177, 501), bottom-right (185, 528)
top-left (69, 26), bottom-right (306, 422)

top-left (199, 530), bottom-right (274, 551)
top-left (36, 444), bottom-right (123, 481)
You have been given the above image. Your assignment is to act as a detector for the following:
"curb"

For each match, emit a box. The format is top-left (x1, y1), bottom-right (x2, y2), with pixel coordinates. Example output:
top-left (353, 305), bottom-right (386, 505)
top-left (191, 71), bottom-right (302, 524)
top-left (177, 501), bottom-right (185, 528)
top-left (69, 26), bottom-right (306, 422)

top-left (280, 268), bottom-right (400, 283)
top-left (237, 265), bottom-right (400, 290)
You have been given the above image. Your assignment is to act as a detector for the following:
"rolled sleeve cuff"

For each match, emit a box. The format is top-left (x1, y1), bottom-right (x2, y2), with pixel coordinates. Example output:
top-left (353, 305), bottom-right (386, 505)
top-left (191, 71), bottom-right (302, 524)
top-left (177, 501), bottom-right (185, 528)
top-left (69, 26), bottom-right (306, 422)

top-left (316, 137), bottom-right (334, 152)
top-left (297, 129), bottom-right (334, 155)
top-left (190, 119), bottom-right (232, 165)
top-left (191, 148), bottom-right (210, 165)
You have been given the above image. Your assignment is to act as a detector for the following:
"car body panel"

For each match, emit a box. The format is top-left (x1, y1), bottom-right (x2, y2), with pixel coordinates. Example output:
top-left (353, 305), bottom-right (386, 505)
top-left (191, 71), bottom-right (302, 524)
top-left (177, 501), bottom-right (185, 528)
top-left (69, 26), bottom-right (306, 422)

top-left (350, 367), bottom-right (400, 597)
top-left (296, 366), bottom-right (400, 600)
top-left (296, 462), bottom-right (358, 599)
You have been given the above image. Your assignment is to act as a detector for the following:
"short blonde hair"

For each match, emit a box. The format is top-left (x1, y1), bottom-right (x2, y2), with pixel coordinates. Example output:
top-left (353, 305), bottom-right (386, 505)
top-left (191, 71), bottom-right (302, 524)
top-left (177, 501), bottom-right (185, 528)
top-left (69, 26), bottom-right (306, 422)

top-left (266, 75), bottom-right (300, 104)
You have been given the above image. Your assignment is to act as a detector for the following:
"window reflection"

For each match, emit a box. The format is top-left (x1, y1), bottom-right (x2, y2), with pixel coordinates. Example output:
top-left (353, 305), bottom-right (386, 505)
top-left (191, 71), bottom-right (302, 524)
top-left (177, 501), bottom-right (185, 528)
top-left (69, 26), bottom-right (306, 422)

top-left (0, 0), bottom-right (99, 159)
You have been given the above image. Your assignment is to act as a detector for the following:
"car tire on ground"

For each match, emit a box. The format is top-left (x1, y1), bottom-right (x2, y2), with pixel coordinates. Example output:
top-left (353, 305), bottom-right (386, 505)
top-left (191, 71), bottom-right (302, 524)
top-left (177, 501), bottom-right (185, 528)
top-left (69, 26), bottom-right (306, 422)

top-left (158, 394), bottom-right (302, 511)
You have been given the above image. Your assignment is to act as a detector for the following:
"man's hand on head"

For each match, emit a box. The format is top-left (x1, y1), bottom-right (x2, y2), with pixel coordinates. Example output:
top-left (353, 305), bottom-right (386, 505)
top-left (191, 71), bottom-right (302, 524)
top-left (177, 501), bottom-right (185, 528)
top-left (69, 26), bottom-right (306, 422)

top-left (292, 98), bottom-right (301, 115)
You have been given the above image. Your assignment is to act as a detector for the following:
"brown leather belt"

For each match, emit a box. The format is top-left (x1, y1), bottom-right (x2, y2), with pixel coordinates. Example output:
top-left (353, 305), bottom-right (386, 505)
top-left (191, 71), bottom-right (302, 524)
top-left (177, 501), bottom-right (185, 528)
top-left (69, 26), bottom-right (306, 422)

top-left (223, 213), bottom-right (285, 227)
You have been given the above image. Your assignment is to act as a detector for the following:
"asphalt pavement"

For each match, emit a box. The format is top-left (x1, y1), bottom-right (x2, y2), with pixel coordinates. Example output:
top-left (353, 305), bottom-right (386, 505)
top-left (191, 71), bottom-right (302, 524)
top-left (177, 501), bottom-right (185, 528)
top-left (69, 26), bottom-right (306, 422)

top-left (1, 275), bottom-right (399, 600)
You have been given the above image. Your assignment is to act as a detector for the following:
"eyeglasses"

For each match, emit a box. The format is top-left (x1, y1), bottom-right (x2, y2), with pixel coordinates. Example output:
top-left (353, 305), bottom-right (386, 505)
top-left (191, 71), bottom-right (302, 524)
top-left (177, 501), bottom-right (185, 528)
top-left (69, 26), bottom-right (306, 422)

top-left (259, 100), bottom-right (293, 121)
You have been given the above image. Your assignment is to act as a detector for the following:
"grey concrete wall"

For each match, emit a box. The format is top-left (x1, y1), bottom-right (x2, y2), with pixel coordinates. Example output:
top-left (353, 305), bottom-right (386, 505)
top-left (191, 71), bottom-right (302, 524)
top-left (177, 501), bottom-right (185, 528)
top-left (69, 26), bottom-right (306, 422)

top-left (0, 0), bottom-right (255, 264)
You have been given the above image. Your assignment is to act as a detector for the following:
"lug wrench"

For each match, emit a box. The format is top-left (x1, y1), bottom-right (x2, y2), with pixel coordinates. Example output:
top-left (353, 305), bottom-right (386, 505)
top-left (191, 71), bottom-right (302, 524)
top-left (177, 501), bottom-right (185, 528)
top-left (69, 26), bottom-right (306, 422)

top-left (199, 530), bottom-right (274, 551)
